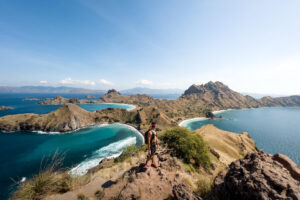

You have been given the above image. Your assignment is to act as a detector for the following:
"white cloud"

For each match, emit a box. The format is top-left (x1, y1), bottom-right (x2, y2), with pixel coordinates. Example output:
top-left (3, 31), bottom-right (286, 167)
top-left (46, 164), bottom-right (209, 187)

top-left (39, 80), bottom-right (48, 84)
top-left (59, 78), bottom-right (96, 86)
top-left (99, 79), bottom-right (114, 85)
top-left (137, 79), bottom-right (153, 86)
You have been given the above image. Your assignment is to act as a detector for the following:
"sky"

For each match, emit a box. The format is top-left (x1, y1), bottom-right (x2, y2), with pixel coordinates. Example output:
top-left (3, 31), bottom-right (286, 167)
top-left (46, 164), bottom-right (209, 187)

top-left (0, 0), bottom-right (300, 95)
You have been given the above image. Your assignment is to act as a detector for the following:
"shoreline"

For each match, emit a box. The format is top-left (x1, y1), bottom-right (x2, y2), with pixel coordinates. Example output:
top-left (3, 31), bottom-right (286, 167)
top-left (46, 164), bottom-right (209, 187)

top-left (178, 108), bottom-right (232, 127)
top-left (34, 122), bottom-right (144, 144)
top-left (95, 102), bottom-right (136, 111)
top-left (178, 117), bottom-right (208, 127)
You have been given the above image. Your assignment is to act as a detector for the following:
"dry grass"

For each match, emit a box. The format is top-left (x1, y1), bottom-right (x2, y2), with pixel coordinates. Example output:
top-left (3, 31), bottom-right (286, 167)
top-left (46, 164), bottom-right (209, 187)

top-left (12, 151), bottom-right (91, 200)
top-left (196, 177), bottom-right (213, 199)
top-left (77, 193), bottom-right (89, 200)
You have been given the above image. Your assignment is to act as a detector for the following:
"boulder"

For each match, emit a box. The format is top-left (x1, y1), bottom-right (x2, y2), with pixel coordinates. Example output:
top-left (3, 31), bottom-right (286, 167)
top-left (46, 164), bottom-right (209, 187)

top-left (214, 151), bottom-right (300, 200)
top-left (172, 184), bottom-right (202, 200)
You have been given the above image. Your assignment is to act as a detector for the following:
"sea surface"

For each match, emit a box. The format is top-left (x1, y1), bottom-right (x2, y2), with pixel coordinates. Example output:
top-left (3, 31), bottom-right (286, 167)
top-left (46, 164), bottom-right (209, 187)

top-left (182, 108), bottom-right (300, 166)
top-left (0, 93), bottom-right (143, 199)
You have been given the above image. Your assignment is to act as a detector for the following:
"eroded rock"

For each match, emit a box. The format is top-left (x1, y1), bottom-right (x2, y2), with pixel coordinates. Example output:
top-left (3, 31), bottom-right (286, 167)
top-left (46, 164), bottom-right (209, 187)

top-left (214, 151), bottom-right (300, 200)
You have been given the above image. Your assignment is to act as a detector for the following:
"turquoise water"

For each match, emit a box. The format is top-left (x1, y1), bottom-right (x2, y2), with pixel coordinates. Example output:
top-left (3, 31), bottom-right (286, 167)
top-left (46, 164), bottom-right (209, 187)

top-left (182, 108), bottom-right (300, 166)
top-left (0, 93), bottom-right (139, 199)
top-left (0, 124), bottom-right (143, 199)
top-left (78, 103), bottom-right (134, 111)
top-left (0, 93), bottom-right (134, 117)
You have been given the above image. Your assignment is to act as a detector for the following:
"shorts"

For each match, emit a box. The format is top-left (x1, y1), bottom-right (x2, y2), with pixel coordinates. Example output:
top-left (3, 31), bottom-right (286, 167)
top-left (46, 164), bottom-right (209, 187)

top-left (150, 143), bottom-right (156, 156)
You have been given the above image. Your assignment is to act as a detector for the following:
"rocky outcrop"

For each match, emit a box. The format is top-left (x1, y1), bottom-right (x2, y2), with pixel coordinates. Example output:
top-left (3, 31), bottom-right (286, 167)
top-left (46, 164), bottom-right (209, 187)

top-left (0, 106), bottom-right (13, 111)
top-left (214, 151), bottom-right (300, 200)
top-left (39, 96), bottom-right (80, 105)
top-left (172, 184), bottom-right (202, 200)
top-left (273, 153), bottom-right (300, 181)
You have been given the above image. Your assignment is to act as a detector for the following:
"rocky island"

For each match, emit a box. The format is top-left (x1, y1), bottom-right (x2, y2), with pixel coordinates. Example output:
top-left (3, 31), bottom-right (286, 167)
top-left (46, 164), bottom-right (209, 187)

top-left (85, 95), bottom-right (96, 99)
top-left (0, 106), bottom-right (13, 111)
top-left (23, 98), bottom-right (40, 101)
top-left (39, 96), bottom-right (81, 105)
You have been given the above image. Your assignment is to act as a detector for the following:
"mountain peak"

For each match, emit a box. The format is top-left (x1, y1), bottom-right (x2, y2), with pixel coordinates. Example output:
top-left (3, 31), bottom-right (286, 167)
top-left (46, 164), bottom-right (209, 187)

top-left (183, 81), bottom-right (228, 96)
top-left (106, 89), bottom-right (121, 95)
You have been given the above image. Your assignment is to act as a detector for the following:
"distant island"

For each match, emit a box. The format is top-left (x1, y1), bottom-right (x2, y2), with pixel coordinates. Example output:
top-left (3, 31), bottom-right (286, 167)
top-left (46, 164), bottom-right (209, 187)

top-left (85, 95), bottom-right (95, 98)
top-left (0, 106), bottom-right (12, 111)
top-left (0, 86), bottom-right (183, 95)
top-left (23, 98), bottom-right (40, 101)
top-left (1, 81), bottom-right (300, 133)
top-left (0, 86), bottom-right (106, 94)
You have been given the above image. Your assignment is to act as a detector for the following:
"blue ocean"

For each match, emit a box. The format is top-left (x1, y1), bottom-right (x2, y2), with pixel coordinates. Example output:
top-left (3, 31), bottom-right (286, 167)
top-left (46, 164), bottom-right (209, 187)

top-left (0, 93), bottom-right (143, 200)
top-left (182, 108), bottom-right (300, 166)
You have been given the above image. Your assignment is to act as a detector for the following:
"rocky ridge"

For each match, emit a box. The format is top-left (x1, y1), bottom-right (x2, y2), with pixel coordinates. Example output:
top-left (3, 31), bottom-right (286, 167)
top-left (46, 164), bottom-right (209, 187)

top-left (214, 151), bottom-right (300, 200)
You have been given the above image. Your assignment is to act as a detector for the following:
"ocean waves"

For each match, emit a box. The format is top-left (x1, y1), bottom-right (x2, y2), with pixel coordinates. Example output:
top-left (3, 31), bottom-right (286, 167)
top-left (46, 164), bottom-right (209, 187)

top-left (69, 137), bottom-right (137, 176)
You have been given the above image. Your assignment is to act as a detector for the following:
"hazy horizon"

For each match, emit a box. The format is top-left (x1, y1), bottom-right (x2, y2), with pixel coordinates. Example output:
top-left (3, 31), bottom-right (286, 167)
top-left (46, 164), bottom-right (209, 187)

top-left (1, 0), bottom-right (300, 95)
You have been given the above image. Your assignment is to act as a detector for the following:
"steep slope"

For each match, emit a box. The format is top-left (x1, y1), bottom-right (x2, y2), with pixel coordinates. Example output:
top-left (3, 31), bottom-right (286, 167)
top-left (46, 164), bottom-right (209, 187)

top-left (196, 125), bottom-right (257, 165)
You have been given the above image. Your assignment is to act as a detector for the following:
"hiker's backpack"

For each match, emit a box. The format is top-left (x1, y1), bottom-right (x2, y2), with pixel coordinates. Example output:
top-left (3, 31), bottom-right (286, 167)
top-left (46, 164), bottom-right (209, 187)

top-left (144, 129), bottom-right (154, 144)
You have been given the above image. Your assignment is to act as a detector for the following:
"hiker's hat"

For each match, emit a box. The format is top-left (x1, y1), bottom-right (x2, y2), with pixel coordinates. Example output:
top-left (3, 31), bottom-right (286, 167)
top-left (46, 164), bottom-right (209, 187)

top-left (151, 122), bottom-right (156, 127)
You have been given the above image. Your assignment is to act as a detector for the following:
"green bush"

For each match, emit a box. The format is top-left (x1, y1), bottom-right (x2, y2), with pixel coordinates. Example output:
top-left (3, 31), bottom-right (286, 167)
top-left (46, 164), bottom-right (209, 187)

top-left (114, 145), bottom-right (146, 163)
top-left (160, 127), bottom-right (211, 168)
top-left (197, 179), bottom-right (213, 198)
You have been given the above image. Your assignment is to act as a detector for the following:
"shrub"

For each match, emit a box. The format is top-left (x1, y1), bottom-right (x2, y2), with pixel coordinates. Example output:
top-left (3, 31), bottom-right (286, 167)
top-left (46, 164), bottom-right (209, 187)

top-left (196, 178), bottom-right (213, 198)
top-left (160, 127), bottom-right (211, 168)
top-left (114, 145), bottom-right (146, 163)
top-left (95, 189), bottom-right (105, 200)
top-left (77, 193), bottom-right (89, 200)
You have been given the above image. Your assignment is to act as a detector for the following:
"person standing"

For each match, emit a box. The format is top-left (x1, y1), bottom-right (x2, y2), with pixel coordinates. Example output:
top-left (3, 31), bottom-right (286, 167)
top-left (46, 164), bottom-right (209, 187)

top-left (144, 122), bottom-right (159, 168)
